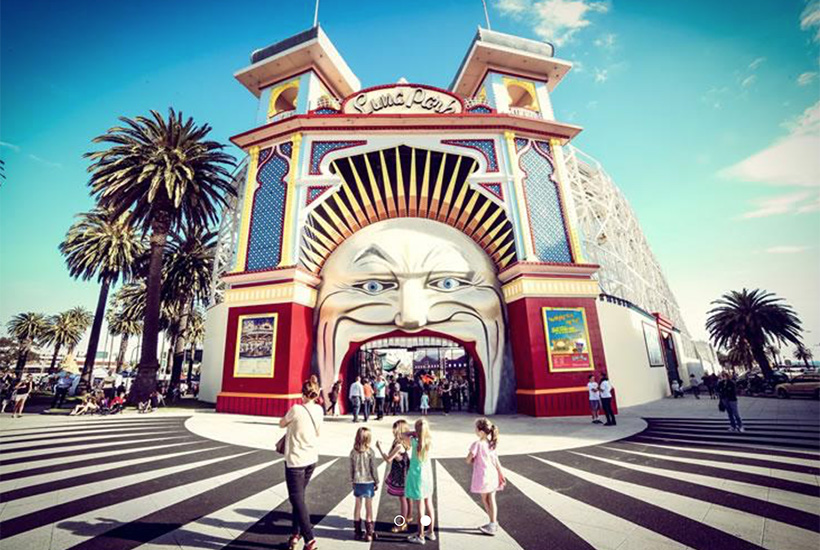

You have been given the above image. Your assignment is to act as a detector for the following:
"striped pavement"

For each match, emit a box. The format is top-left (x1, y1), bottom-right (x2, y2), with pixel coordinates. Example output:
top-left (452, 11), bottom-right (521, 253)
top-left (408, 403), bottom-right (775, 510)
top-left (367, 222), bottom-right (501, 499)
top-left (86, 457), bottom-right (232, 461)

top-left (0, 415), bottom-right (818, 549)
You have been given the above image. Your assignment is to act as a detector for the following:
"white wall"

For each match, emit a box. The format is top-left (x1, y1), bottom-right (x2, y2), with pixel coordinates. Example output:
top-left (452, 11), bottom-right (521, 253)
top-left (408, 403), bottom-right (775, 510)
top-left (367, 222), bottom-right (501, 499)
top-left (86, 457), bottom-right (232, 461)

top-left (596, 300), bottom-right (670, 407)
top-left (199, 302), bottom-right (229, 404)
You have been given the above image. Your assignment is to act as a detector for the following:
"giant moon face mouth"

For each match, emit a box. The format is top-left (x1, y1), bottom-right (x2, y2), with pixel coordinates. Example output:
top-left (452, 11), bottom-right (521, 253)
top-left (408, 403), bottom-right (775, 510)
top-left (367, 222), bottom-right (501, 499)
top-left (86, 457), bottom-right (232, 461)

top-left (315, 218), bottom-right (505, 414)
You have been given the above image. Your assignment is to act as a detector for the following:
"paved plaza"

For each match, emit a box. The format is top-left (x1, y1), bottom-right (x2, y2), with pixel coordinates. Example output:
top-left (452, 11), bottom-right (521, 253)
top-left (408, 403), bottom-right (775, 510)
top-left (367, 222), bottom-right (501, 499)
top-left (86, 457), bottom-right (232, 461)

top-left (1, 396), bottom-right (818, 550)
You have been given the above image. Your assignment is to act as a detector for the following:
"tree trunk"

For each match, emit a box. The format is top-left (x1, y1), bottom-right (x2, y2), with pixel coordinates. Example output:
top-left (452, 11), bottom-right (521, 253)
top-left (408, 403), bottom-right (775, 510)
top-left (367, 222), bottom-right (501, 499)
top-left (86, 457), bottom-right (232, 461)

top-left (116, 334), bottom-right (129, 372)
top-left (78, 280), bottom-right (111, 394)
top-left (752, 343), bottom-right (773, 379)
top-left (170, 298), bottom-right (193, 388)
top-left (186, 339), bottom-right (196, 387)
top-left (49, 342), bottom-right (62, 373)
top-left (130, 209), bottom-right (172, 404)
top-left (15, 341), bottom-right (30, 376)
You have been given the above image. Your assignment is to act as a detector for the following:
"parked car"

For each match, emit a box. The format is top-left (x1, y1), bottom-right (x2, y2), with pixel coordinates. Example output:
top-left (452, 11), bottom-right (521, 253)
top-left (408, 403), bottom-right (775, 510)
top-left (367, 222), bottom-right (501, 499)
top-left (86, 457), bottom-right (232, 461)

top-left (776, 373), bottom-right (820, 399)
top-left (737, 370), bottom-right (789, 395)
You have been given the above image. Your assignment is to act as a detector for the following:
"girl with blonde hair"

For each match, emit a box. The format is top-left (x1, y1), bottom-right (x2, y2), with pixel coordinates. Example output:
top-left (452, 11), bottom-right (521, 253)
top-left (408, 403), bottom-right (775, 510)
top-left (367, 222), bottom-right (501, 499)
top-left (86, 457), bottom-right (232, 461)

top-left (350, 426), bottom-right (379, 541)
top-left (402, 418), bottom-right (435, 544)
top-left (376, 419), bottom-right (411, 532)
top-left (466, 417), bottom-right (505, 535)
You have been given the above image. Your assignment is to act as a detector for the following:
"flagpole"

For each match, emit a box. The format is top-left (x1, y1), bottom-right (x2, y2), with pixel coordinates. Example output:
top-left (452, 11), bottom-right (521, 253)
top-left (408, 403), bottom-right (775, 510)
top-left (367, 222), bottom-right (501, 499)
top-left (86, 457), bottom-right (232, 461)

top-left (314, 0), bottom-right (320, 28)
top-left (481, 0), bottom-right (491, 29)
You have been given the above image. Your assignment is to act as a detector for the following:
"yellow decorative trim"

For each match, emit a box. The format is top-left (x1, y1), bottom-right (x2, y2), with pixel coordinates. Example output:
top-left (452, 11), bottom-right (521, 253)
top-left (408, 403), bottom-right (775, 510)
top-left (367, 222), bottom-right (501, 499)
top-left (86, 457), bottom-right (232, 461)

top-left (502, 77), bottom-right (540, 112)
top-left (550, 139), bottom-right (585, 264)
top-left (219, 391), bottom-right (302, 399)
top-left (233, 313), bottom-right (278, 379)
top-left (543, 307), bottom-right (595, 372)
top-left (225, 281), bottom-right (318, 308)
top-left (502, 276), bottom-right (600, 303)
top-left (267, 79), bottom-right (300, 119)
top-left (516, 386), bottom-right (588, 395)
top-left (278, 134), bottom-right (302, 267)
top-left (504, 131), bottom-right (538, 261)
top-left (234, 146), bottom-right (260, 272)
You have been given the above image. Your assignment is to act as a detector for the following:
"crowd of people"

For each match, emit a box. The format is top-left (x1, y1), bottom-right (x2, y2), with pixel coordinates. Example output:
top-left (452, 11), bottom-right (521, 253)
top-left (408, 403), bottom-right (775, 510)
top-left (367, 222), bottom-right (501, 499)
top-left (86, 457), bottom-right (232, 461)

top-left (341, 371), bottom-right (475, 422)
top-left (279, 377), bottom-right (505, 549)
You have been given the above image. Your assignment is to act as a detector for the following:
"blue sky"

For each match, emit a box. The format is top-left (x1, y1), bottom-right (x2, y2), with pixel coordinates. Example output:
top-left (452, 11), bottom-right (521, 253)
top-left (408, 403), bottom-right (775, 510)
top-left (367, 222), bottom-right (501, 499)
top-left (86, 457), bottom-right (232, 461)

top-left (1, 0), bottom-right (818, 357)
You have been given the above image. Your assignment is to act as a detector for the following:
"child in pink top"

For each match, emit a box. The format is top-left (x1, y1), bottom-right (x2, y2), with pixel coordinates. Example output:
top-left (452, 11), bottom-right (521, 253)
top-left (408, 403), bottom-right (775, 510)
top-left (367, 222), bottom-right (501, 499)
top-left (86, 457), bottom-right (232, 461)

top-left (465, 417), bottom-right (505, 536)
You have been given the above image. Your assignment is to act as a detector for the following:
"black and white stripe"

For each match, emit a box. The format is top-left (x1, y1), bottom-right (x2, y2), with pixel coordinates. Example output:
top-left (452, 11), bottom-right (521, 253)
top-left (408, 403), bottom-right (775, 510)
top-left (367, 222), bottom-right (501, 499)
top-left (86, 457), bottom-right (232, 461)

top-left (1, 416), bottom-right (817, 549)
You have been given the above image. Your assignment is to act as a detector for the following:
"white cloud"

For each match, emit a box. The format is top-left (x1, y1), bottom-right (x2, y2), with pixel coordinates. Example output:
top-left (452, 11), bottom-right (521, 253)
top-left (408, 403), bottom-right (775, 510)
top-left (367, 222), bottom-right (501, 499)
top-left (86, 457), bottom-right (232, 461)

top-left (748, 57), bottom-right (766, 70)
top-left (798, 71), bottom-right (818, 86)
top-left (594, 33), bottom-right (617, 49)
top-left (720, 101), bottom-right (820, 187)
top-left (593, 68), bottom-right (608, 83)
top-left (740, 74), bottom-right (757, 88)
top-left (496, 0), bottom-right (609, 46)
top-left (738, 191), bottom-right (815, 219)
top-left (801, 0), bottom-right (820, 42)
top-left (27, 154), bottom-right (62, 169)
top-left (0, 141), bottom-right (20, 153)
top-left (765, 245), bottom-right (811, 254)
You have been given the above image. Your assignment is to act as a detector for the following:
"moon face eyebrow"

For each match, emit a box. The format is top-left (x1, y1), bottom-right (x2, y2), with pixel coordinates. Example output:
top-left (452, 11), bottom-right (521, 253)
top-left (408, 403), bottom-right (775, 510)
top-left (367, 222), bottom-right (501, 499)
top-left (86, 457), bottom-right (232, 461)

top-left (352, 245), bottom-right (397, 267)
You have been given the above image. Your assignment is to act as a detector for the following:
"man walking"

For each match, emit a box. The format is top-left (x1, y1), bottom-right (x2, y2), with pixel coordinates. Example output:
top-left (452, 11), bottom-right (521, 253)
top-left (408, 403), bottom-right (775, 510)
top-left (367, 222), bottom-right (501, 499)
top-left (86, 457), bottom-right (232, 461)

top-left (349, 376), bottom-right (364, 422)
top-left (374, 374), bottom-right (386, 420)
top-left (587, 374), bottom-right (602, 424)
top-left (689, 373), bottom-right (701, 399)
top-left (717, 371), bottom-right (744, 432)
top-left (51, 370), bottom-right (73, 410)
top-left (399, 374), bottom-right (409, 414)
top-left (599, 373), bottom-right (616, 426)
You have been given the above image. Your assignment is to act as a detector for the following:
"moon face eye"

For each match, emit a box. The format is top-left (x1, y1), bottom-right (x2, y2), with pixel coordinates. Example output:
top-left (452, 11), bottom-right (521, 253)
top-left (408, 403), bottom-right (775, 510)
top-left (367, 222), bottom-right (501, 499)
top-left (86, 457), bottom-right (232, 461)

top-left (353, 280), bottom-right (396, 295)
top-left (429, 277), bottom-right (465, 292)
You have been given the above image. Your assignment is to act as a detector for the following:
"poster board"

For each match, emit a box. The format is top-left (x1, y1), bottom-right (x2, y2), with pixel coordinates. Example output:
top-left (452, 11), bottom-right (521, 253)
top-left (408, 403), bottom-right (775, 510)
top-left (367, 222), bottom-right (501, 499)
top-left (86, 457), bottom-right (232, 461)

top-left (642, 322), bottom-right (665, 367)
top-left (543, 307), bottom-right (594, 372)
top-left (233, 313), bottom-right (278, 378)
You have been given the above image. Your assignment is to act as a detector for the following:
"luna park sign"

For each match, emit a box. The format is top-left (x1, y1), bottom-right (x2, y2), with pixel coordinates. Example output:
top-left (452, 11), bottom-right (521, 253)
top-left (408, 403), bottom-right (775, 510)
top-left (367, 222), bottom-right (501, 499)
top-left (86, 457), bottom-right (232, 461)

top-left (342, 85), bottom-right (463, 115)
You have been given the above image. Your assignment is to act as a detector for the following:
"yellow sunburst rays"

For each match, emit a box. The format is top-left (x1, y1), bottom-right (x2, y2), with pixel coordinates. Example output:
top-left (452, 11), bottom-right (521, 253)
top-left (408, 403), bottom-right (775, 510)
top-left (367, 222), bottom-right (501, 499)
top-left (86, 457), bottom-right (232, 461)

top-left (332, 160), bottom-right (368, 230)
top-left (379, 150), bottom-right (397, 218)
top-left (447, 160), bottom-right (474, 227)
top-left (408, 148), bottom-right (418, 217)
top-left (347, 157), bottom-right (378, 224)
top-left (429, 152), bottom-right (447, 219)
top-left (418, 150), bottom-right (432, 218)
top-left (395, 147), bottom-right (406, 217)
top-left (363, 153), bottom-right (387, 221)
top-left (438, 156), bottom-right (463, 223)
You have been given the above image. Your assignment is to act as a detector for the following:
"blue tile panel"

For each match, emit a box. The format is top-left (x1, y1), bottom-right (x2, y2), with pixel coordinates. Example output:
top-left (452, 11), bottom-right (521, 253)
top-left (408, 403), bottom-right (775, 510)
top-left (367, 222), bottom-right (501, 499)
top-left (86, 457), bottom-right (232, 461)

top-left (519, 141), bottom-right (572, 263)
top-left (245, 142), bottom-right (292, 271)
top-left (308, 140), bottom-right (366, 175)
top-left (313, 108), bottom-right (340, 115)
top-left (467, 105), bottom-right (493, 113)
top-left (515, 138), bottom-right (529, 153)
top-left (306, 185), bottom-right (331, 205)
top-left (479, 182), bottom-right (503, 200)
top-left (441, 139), bottom-right (499, 172)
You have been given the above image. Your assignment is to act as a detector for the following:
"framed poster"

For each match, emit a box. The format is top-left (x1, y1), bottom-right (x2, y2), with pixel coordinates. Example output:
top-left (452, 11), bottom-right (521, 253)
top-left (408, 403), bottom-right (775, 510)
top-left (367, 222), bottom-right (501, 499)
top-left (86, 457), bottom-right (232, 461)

top-left (543, 307), bottom-right (594, 372)
top-left (234, 313), bottom-right (278, 378)
top-left (642, 322), bottom-right (665, 367)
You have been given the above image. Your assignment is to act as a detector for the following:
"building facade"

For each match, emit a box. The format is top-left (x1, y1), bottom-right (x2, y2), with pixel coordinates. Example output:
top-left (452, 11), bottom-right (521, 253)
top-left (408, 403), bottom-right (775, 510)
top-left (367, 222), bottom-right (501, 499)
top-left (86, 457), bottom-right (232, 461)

top-left (200, 26), bottom-right (706, 417)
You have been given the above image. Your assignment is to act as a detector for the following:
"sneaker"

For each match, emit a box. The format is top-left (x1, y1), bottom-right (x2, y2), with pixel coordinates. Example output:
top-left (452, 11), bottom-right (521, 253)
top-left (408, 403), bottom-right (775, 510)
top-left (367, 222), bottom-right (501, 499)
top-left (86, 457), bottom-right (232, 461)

top-left (738, 426), bottom-right (745, 432)
top-left (480, 523), bottom-right (498, 536)
top-left (727, 427), bottom-right (736, 432)
top-left (407, 534), bottom-right (426, 545)
top-left (427, 532), bottom-right (437, 541)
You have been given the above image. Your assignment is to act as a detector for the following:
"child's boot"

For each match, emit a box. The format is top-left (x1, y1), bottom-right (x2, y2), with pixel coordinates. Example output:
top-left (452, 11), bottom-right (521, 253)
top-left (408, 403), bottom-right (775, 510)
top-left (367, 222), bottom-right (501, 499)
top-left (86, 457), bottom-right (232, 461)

top-left (365, 521), bottom-right (376, 542)
top-left (354, 519), bottom-right (364, 540)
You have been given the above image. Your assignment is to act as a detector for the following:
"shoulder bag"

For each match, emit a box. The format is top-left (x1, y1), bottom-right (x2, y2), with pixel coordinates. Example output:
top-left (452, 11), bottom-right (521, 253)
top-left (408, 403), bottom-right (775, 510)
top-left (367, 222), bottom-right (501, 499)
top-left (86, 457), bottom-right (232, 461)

top-left (275, 404), bottom-right (319, 455)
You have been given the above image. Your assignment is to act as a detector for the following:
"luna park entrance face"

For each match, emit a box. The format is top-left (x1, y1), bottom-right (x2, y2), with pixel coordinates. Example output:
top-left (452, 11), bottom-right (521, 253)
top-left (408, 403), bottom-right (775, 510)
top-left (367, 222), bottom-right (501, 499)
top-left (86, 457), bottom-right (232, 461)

top-left (348, 335), bottom-right (482, 414)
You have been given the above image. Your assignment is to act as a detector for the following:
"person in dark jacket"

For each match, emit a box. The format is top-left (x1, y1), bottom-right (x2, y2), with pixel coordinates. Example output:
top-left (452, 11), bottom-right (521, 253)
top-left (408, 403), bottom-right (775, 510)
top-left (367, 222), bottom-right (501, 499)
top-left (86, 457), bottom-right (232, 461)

top-left (717, 371), bottom-right (744, 432)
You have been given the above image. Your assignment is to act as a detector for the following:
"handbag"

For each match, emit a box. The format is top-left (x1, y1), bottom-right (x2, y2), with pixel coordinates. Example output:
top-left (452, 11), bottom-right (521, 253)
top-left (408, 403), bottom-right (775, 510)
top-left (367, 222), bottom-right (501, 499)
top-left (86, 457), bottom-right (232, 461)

top-left (718, 399), bottom-right (726, 412)
top-left (276, 404), bottom-right (319, 455)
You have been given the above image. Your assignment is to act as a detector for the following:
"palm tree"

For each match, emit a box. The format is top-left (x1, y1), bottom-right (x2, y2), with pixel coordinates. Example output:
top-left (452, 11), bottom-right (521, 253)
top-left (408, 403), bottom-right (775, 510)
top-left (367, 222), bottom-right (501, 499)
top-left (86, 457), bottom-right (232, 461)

top-left (706, 288), bottom-right (803, 379)
top-left (66, 307), bottom-right (93, 352)
top-left (163, 228), bottom-right (217, 387)
top-left (794, 343), bottom-right (814, 369)
top-left (725, 337), bottom-right (754, 371)
top-left (767, 344), bottom-right (781, 367)
top-left (106, 311), bottom-right (142, 372)
top-left (6, 312), bottom-right (49, 375)
top-left (60, 209), bottom-right (144, 391)
top-left (183, 308), bottom-right (205, 387)
top-left (43, 310), bottom-right (87, 373)
top-left (85, 109), bottom-right (235, 402)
